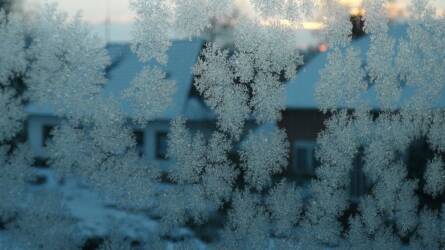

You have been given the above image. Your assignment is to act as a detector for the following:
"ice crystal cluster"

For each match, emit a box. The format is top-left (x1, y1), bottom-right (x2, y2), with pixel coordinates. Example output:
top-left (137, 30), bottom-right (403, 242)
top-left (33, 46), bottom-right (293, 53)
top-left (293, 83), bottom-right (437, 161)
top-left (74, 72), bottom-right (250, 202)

top-left (309, 0), bottom-right (445, 248)
top-left (1, 0), bottom-right (445, 249)
top-left (0, 4), bottom-right (156, 249)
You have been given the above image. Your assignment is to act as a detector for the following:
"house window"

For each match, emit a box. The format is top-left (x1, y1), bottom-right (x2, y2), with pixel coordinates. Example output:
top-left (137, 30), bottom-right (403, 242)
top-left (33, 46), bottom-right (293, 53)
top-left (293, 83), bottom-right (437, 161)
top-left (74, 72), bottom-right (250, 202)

top-left (133, 130), bottom-right (144, 157)
top-left (155, 131), bottom-right (168, 160)
top-left (292, 141), bottom-right (317, 176)
top-left (42, 124), bottom-right (55, 147)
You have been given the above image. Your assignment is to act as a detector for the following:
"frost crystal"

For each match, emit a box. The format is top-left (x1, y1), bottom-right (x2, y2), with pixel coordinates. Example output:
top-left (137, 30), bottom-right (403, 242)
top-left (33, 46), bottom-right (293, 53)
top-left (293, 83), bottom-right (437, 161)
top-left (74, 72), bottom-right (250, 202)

top-left (131, 0), bottom-right (233, 63)
top-left (175, 0), bottom-right (233, 39)
top-left (316, 48), bottom-right (367, 111)
top-left (234, 17), bottom-right (302, 78)
top-left (130, 0), bottom-right (173, 64)
top-left (428, 111), bottom-right (445, 151)
top-left (27, 4), bottom-right (109, 119)
top-left (193, 44), bottom-right (250, 139)
top-left (0, 10), bottom-right (26, 84)
top-left (0, 144), bottom-right (33, 216)
top-left (1, 0), bottom-right (445, 248)
top-left (0, 89), bottom-right (25, 142)
top-left (202, 132), bottom-right (237, 206)
top-left (123, 66), bottom-right (176, 124)
top-left (167, 118), bottom-right (206, 184)
top-left (219, 191), bottom-right (269, 250)
top-left (367, 33), bottom-right (401, 109)
top-left (266, 180), bottom-right (302, 236)
top-left (424, 157), bottom-right (445, 197)
top-left (362, 0), bottom-right (388, 34)
top-left (15, 190), bottom-right (80, 250)
top-left (251, 72), bottom-right (285, 123)
top-left (161, 119), bottom-right (237, 229)
top-left (240, 127), bottom-right (289, 190)
top-left (319, 0), bottom-right (351, 47)
top-left (396, 18), bottom-right (445, 110)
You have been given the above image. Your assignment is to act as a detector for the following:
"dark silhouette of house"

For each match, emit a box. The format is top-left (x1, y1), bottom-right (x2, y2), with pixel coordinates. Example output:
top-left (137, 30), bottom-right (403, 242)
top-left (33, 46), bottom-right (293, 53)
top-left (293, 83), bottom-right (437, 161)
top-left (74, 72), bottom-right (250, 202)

top-left (281, 23), bottom-right (445, 199)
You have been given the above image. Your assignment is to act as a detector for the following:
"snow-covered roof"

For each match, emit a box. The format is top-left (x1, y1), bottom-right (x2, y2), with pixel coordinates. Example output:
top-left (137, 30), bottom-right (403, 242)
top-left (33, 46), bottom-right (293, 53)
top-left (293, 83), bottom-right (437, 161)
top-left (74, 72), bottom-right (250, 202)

top-left (104, 39), bottom-right (206, 120)
top-left (26, 39), bottom-right (215, 121)
top-left (286, 23), bottom-right (445, 110)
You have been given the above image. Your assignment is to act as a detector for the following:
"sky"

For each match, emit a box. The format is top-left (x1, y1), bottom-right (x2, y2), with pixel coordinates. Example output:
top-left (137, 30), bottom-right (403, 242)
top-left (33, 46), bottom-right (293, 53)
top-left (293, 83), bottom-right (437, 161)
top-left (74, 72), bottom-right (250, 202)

top-left (24, 0), bottom-right (134, 41)
top-left (24, 0), bottom-right (445, 42)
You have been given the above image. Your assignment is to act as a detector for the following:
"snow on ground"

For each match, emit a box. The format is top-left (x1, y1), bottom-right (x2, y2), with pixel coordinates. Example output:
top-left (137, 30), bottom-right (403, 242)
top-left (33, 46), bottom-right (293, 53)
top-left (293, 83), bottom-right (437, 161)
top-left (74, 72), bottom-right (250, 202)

top-left (0, 167), bottom-right (207, 249)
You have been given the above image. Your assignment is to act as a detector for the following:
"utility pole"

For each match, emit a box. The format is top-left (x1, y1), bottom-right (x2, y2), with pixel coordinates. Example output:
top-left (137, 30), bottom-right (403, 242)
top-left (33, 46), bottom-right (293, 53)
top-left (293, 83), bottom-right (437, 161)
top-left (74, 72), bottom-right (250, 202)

top-left (105, 0), bottom-right (111, 42)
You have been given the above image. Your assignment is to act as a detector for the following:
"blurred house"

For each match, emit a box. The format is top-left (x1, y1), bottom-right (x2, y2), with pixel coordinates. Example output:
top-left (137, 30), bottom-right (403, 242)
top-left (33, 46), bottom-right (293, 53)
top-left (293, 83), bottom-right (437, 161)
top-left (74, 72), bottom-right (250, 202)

top-left (282, 23), bottom-right (445, 197)
top-left (282, 25), bottom-right (398, 194)
top-left (26, 39), bottom-right (216, 168)
top-left (27, 22), bottom-right (442, 200)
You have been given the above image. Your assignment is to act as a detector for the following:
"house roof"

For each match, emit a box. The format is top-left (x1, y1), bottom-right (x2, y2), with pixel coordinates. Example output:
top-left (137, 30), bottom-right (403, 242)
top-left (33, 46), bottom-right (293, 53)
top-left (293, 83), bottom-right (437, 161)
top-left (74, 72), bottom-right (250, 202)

top-left (26, 39), bottom-right (215, 121)
top-left (285, 23), bottom-right (445, 110)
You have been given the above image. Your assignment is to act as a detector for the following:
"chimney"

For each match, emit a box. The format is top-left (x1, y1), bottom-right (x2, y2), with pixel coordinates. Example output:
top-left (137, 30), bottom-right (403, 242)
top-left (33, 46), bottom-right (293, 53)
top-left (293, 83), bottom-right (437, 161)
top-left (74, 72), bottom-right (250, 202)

top-left (350, 15), bottom-right (365, 39)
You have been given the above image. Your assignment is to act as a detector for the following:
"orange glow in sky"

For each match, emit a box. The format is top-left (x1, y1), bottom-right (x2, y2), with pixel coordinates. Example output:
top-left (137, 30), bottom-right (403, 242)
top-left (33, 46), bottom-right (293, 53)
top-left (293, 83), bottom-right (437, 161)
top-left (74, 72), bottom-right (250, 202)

top-left (338, 0), bottom-right (363, 8)
top-left (25, 0), bottom-right (445, 23)
top-left (23, 0), bottom-right (445, 41)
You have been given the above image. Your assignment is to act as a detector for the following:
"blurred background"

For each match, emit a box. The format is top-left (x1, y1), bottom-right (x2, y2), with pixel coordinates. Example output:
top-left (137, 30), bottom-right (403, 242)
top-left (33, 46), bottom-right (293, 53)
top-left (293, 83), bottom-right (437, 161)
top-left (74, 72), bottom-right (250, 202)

top-left (5, 0), bottom-right (444, 43)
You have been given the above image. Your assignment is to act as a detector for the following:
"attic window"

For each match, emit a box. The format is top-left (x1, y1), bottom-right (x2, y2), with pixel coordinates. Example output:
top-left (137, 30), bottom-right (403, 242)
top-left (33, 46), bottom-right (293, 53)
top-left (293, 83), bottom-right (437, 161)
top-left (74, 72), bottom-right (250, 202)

top-left (155, 131), bottom-right (168, 160)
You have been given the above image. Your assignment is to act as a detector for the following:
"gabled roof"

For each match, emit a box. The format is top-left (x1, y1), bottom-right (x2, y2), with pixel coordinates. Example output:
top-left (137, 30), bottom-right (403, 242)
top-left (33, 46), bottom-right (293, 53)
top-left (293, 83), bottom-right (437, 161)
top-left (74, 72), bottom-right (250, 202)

top-left (26, 39), bottom-right (215, 121)
top-left (103, 39), bottom-right (208, 120)
top-left (286, 23), bottom-right (445, 110)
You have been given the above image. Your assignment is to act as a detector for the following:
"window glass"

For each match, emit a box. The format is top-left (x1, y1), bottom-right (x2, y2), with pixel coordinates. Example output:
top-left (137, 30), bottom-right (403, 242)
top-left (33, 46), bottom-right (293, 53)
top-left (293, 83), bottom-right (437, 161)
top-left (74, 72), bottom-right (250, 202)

top-left (42, 125), bottom-right (55, 147)
top-left (156, 132), bottom-right (168, 160)
top-left (133, 130), bottom-right (144, 156)
top-left (296, 148), bottom-right (308, 172)
top-left (292, 141), bottom-right (316, 176)
top-left (350, 146), bottom-right (367, 199)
